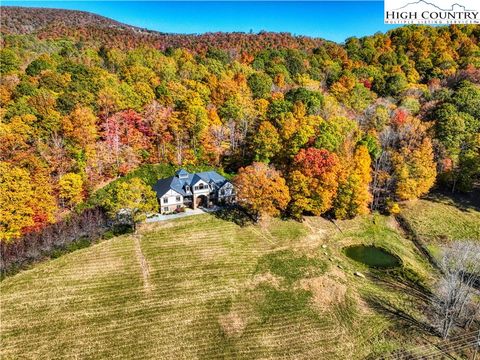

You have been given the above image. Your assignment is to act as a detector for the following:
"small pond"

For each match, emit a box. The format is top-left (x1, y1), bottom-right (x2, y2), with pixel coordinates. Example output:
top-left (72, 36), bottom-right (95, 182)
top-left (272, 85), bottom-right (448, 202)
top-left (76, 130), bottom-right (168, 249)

top-left (344, 245), bottom-right (401, 269)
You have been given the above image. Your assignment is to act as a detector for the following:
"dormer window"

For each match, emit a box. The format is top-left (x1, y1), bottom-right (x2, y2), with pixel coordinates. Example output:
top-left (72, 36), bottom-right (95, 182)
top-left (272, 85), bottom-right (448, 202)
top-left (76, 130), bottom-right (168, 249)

top-left (175, 169), bottom-right (190, 179)
top-left (185, 185), bottom-right (190, 192)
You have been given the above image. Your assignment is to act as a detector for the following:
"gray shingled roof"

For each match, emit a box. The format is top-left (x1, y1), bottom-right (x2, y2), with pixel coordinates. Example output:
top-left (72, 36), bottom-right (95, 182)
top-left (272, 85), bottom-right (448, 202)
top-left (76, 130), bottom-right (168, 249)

top-left (152, 169), bottom-right (229, 198)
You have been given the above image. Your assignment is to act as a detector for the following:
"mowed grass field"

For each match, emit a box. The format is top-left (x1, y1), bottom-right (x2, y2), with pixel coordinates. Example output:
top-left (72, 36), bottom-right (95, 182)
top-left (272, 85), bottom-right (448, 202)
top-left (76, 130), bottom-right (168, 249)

top-left (401, 194), bottom-right (480, 242)
top-left (1, 212), bottom-right (443, 359)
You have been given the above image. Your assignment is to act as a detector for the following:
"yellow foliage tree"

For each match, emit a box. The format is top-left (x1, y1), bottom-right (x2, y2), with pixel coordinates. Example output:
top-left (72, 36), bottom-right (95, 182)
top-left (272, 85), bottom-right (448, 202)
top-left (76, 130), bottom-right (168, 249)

top-left (102, 178), bottom-right (158, 232)
top-left (393, 138), bottom-right (436, 200)
top-left (62, 106), bottom-right (98, 160)
top-left (253, 121), bottom-right (281, 163)
top-left (0, 162), bottom-right (34, 242)
top-left (59, 173), bottom-right (84, 208)
top-left (333, 145), bottom-right (372, 219)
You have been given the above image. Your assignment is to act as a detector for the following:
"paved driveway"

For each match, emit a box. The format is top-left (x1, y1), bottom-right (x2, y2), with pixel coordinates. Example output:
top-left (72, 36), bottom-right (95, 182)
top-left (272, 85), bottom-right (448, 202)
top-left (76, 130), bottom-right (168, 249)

top-left (145, 206), bottom-right (220, 223)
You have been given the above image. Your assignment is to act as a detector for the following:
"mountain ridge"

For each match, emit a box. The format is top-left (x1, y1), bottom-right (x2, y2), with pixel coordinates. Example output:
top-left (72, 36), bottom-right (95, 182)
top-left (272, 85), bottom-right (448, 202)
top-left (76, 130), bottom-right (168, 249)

top-left (0, 6), bottom-right (328, 53)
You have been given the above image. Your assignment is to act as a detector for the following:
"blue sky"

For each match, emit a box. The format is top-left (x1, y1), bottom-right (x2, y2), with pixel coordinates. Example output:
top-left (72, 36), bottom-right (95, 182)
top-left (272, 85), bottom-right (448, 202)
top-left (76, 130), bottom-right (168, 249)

top-left (2, 1), bottom-right (399, 43)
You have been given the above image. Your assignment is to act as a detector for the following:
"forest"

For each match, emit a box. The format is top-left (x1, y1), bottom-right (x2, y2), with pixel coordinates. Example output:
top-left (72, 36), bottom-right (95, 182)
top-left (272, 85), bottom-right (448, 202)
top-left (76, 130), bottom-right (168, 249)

top-left (1, 13), bottom-right (479, 243)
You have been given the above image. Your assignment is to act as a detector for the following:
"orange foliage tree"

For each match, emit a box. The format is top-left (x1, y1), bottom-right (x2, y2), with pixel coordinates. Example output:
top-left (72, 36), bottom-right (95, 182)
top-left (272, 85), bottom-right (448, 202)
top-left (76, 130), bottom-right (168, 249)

top-left (234, 162), bottom-right (290, 220)
top-left (288, 148), bottom-right (339, 218)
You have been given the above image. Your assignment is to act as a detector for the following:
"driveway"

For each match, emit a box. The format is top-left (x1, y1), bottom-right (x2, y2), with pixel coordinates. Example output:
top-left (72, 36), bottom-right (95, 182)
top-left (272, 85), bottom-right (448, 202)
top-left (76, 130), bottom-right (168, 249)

top-left (145, 206), bottom-right (220, 223)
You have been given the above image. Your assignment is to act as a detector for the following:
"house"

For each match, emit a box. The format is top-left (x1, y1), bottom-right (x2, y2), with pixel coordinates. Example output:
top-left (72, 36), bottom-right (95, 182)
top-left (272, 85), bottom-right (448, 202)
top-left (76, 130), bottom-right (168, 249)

top-left (152, 169), bottom-right (235, 214)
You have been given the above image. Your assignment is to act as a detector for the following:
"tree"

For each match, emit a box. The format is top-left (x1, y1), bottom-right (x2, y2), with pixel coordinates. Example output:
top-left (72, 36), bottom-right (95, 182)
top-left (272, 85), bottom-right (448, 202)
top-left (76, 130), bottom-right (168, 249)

top-left (0, 49), bottom-right (20, 75)
top-left (393, 137), bottom-right (436, 200)
top-left (0, 162), bottom-right (34, 242)
top-left (247, 72), bottom-right (273, 99)
top-left (278, 103), bottom-right (318, 159)
top-left (453, 81), bottom-right (480, 119)
top-left (334, 145), bottom-right (372, 219)
top-left (102, 178), bottom-right (157, 232)
top-left (315, 116), bottom-right (357, 153)
top-left (59, 173), bottom-right (84, 208)
top-left (432, 241), bottom-right (480, 339)
top-left (62, 106), bottom-right (98, 160)
top-left (252, 121), bottom-right (281, 163)
top-left (285, 88), bottom-right (323, 115)
top-left (234, 162), bottom-right (290, 220)
top-left (289, 148), bottom-right (339, 218)
top-left (435, 102), bottom-right (480, 193)
top-left (26, 56), bottom-right (54, 76)
top-left (383, 73), bottom-right (408, 97)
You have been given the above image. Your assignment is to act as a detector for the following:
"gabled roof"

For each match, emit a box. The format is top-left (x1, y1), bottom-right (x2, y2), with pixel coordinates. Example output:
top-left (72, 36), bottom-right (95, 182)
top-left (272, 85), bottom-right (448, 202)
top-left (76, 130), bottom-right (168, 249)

top-left (152, 169), bottom-right (230, 198)
top-left (152, 176), bottom-right (183, 197)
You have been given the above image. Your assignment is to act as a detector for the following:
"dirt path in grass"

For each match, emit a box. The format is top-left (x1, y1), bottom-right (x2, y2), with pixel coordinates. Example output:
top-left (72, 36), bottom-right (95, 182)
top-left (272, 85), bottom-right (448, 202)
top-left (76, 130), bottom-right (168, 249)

top-left (133, 235), bottom-right (152, 293)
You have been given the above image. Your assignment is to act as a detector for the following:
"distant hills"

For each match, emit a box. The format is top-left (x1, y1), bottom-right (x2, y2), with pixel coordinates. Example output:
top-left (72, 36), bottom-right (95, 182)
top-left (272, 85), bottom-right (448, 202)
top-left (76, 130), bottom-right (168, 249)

top-left (0, 6), bottom-right (327, 53)
top-left (1, 6), bottom-right (143, 34)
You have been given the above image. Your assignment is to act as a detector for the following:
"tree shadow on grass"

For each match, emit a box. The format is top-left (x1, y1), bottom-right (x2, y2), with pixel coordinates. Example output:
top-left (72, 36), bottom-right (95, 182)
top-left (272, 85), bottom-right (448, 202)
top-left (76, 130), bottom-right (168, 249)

top-left (370, 271), bottom-right (435, 303)
top-left (425, 187), bottom-right (480, 213)
top-left (212, 205), bottom-right (255, 227)
top-left (363, 271), bottom-right (440, 337)
top-left (364, 293), bottom-right (439, 336)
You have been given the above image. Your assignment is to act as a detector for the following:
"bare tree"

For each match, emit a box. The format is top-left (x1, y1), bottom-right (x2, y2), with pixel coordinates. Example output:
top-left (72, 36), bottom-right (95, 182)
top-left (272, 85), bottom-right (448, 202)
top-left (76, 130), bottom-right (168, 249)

top-left (371, 126), bottom-right (396, 210)
top-left (432, 241), bottom-right (480, 339)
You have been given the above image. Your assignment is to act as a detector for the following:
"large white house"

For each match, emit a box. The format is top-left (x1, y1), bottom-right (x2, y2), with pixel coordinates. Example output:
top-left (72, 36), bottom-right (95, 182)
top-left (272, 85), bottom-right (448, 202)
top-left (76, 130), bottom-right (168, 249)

top-left (152, 169), bottom-right (235, 213)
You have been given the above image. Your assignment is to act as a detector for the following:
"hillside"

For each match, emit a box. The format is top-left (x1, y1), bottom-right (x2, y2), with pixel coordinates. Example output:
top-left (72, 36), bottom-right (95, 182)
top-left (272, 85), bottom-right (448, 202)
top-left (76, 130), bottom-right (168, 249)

top-left (0, 6), bottom-right (326, 52)
top-left (3, 200), bottom-right (480, 358)
top-left (1, 213), bottom-right (442, 359)
top-left (0, 6), bottom-right (142, 34)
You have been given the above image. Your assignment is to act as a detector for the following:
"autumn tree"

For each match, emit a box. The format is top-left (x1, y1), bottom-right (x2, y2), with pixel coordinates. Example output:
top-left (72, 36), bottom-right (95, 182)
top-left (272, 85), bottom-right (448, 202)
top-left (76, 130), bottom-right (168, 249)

top-left (252, 121), bottom-right (281, 163)
top-left (247, 72), bottom-right (273, 99)
top-left (0, 162), bottom-right (34, 242)
top-left (0, 49), bottom-right (20, 75)
top-left (392, 137), bottom-right (436, 200)
top-left (288, 148), bottom-right (339, 218)
top-left (102, 178), bottom-right (157, 232)
top-left (62, 106), bottom-right (98, 160)
top-left (372, 112), bottom-right (437, 206)
top-left (277, 102), bottom-right (318, 159)
top-left (435, 93), bottom-right (480, 193)
top-left (59, 173), bottom-right (84, 208)
top-left (333, 145), bottom-right (372, 219)
top-left (234, 162), bottom-right (290, 220)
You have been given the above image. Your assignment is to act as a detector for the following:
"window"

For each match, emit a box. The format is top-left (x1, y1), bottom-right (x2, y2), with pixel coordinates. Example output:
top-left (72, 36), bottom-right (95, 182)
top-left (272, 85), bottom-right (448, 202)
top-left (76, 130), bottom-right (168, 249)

top-left (185, 185), bottom-right (190, 192)
top-left (176, 196), bottom-right (181, 202)
top-left (163, 197), bottom-right (168, 204)
top-left (164, 207), bottom-right (169, 212)
top-left (199, 184), bottom-right (204, 189)
top-left (220, 189), bottom-right (225, 196)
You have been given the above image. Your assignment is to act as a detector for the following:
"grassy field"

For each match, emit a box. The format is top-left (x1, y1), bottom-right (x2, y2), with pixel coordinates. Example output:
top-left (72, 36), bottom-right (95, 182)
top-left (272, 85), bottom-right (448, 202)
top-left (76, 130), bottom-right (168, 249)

top-left (401, 195), bottom-right (480, 243)
top-left (0, 210), bottom-right (465, 359)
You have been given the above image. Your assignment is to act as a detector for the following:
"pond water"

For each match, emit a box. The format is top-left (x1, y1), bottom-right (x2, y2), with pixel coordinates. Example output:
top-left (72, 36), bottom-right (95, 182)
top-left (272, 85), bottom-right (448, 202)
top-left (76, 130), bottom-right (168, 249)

top-left (344, 245), bottom-right (401, 269)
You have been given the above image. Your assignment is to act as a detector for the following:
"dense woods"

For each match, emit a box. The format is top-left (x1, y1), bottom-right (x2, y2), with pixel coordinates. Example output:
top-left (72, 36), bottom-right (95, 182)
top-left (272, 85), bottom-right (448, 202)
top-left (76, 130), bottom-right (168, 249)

top-left (1, 8), bottom-right (479, 242)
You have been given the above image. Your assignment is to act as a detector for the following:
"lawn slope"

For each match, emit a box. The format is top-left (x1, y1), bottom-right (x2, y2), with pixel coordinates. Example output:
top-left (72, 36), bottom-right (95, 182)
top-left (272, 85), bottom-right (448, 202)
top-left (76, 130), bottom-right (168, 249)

top-left (401, 194), bottom-right (480, 242)
top-left (1, 214), bottom-right (441, 359)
